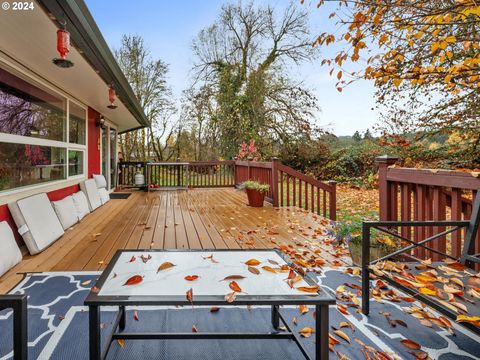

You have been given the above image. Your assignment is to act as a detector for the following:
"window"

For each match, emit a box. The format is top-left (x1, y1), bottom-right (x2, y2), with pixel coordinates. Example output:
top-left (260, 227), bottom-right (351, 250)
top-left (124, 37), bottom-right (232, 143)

top-left (0, 66), bottom-right (87, 193)
top-left (0, 143), bottom-right (66, 191)
top-left (68, 150), bottom-right (84, 177)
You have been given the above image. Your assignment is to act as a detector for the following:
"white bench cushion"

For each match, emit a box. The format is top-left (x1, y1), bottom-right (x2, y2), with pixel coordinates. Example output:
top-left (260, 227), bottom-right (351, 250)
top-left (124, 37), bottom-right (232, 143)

top-left (0, 221), bottom-right (22, 277)
top-left (80, 179), bottom-right (102, 211)
top-left (52, 195), bottom-right (78, 230)
top-left (72, 191), bottom-right (90, 220)
top-left (98, 188), bottom-right (110, 205)
top-left (8, 193), bottom-right (65, 255)
top-left (93, 174), bottom-right (107, 189)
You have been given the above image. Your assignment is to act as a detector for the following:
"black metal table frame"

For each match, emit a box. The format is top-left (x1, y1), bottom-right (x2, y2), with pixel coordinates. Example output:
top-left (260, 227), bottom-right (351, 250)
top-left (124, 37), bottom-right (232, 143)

top-left (85, 249), bottom-right (335, 360)
top-left (0, 294), bottom-right (28, 360)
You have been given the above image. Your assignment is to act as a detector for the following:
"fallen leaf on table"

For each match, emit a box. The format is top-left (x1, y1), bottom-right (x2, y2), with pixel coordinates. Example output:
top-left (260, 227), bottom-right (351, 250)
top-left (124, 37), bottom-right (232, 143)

top-left (186, 288), bottom-right (193, 303)
top-left (224, 292), bottom-right (237, 303)
top-left (299, 327), bottom-right (315, 338)
top-left (157, 262), bottom-right (176, 273)
top-left (401, 339), bottom-right (421, 350)
top-left (128, 256), bottom-right (136, 263)
top-left (296, 285), bottom-right (319, 293)
top-left (140, 254), bottom-right (152, 264)
top-left (248, 266), bottom-right (260, 275)
top-left (220, 275), bottom-right (245, 281)
top-left (244, 259), bottom-right (260, 266)
top-left (202, 254), bottom-right (219, 263)
top-left (185, 275), bottom-right (199, 281)
top-left (123, 275), bottom-right (143, 286)
top-left (229, 281), bottom-right (242, 292)
top-left (262, 266), bottom-right (277, 273)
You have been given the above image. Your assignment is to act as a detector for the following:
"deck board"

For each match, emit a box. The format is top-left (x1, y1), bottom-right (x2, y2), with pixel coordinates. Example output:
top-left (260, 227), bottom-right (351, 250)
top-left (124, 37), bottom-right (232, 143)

top-left (0, 188), bottom-right (349, 293)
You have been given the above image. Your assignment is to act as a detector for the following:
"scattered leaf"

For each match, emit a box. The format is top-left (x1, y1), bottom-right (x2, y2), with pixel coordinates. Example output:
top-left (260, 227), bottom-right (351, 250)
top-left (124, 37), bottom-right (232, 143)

top-left (185, 275), bottom-right (199, 281)
top-left (157, 262), bottom-right (176, 273)
top-left (401, 339), bottom-right (421, 350)
top-left (299, 327), bottom-right (315, 338)
top-left (123, 275), bottom-right (143, 286)
top-left (245, 259), bottom-right (261, 266)
top-left (296, 285), bottom-right (320, 293)
top-left (224, 292), bottom-right (237, 303)
top-left (229, 281), bottom-right (242, 292)
top-left (248, 266), bottom-right (260, 275)
top-left (186, 288), bottom-right (193, 303)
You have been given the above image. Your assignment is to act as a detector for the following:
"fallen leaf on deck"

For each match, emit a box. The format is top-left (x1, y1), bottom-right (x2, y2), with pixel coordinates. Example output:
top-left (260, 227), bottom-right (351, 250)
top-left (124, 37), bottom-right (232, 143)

top-left (333, 329), bottom-right (350, 343)
top-left (123, 275), bottom-right (143, 286)
top-left (133, 310), bottom-right (139, 321)
top-left (299, 305), bottom-right (309, 315)
top-left (117, 339), bottom-right (125, 348)
top-left (456, 315), bottom-right (480, 326)
top-left (299, 327), bottom-right (315, 338)
top-left (81, 280), bottom-right (91, 286)
top-left (192, 325), bottom-right (198, 332)
top-left (185, 275), bottom-right (199, 281)
top-left (157, 262), bottom-right (176, 273)
top-left (91, 286), bottom-right (100, 293)
top-left (401, 339), bottom-right (421, 350)
top-left (210, 307), bottom-right (220, 313)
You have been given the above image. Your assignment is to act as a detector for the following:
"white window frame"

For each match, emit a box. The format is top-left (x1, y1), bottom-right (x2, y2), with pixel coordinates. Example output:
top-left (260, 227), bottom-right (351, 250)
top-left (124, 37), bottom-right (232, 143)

top-left (0, 60), bottom-right (88, 196)
top-left (99, 119), bottom-right (118, 191)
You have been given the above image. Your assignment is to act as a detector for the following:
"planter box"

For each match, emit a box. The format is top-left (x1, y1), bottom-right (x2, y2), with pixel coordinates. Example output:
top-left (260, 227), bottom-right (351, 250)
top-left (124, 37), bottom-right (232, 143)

top-left (348, 241), bottom-right (392, 266)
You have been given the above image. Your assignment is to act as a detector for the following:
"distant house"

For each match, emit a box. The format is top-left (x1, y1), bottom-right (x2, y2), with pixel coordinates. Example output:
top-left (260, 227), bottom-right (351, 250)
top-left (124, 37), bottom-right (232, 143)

top-left (0, 0), bottom-right (148, 243)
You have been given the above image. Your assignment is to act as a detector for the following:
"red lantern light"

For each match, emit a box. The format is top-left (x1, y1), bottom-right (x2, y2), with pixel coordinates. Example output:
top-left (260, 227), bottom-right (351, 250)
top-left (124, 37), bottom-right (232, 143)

top-left (107, 87), bottom-right (118, 109)
top-left (53, 27), bottom-right (74, 68)
top-left (56, 29), bottom-right (70, 59)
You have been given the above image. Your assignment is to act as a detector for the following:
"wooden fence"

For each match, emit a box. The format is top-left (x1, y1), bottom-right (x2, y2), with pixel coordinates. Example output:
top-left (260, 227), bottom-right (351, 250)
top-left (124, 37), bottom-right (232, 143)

top-left (118, 159), bottom-right (337, 220)
top-left (377, 156), bottom-right (480, 262)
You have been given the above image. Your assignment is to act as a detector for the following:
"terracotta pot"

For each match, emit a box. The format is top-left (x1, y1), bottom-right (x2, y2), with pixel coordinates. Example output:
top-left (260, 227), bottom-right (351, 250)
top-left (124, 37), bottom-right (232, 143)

top-left (245, 189), bottom-right (266, 207)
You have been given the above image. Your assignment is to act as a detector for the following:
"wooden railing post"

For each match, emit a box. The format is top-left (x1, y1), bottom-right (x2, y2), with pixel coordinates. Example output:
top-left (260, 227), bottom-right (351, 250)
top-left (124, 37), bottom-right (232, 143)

top-left (271, 157), bottom-right (279, 207)
top-left (328, 181), bottom-right (337, 221)
top-left (376, 155), bottom-right (399, 221)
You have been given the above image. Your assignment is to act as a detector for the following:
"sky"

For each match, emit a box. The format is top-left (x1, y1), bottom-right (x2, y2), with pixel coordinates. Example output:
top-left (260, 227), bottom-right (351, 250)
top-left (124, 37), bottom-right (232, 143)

top-left (85, 0), bottom-right (379, 136)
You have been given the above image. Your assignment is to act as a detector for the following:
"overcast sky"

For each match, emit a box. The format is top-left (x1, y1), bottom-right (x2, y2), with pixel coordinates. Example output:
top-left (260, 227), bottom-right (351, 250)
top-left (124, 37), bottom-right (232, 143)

top-left (85, 0), bottom-right (379, 136)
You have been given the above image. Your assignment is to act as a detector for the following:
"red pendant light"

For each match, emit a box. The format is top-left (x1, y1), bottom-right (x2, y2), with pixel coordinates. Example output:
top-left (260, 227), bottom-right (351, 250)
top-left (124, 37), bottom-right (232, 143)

top-left (107, 86), bottom-right (118, 109)
top-left (53, 23), bottom-right (74, 68)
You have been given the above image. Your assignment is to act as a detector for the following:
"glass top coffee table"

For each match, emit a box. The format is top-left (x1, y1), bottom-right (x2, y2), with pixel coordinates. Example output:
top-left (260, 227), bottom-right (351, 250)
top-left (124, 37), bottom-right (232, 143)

top-left (85, 249), bottom-right (335, 360)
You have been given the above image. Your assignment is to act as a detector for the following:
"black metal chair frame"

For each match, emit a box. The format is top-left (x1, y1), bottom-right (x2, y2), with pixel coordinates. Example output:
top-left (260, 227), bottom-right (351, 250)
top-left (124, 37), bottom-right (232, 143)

top-left (0, 294), bottom-right (28, 359)
top-left (361, 191), bottom-right (480, 334)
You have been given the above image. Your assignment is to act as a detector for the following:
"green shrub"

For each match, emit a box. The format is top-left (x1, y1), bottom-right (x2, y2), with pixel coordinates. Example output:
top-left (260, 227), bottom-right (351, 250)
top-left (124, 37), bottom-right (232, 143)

top-left (239, 180), bottom-right (270, 193)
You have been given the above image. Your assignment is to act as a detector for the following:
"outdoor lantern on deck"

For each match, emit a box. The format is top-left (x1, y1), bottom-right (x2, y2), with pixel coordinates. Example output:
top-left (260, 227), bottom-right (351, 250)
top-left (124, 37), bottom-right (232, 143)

top-left (107, 86), bottom-right (118, 109)
top-left (52, 26), bottom-right (74, 68)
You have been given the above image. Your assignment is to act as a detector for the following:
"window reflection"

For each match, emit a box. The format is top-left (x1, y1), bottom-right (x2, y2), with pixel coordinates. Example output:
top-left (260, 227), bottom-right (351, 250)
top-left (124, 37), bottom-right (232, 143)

top-left (68, 150), bottom-right (84, 176)
top-left (0, 142), bottom-right (66, 191)
top-left (0, 68), bottom-right (66, 141)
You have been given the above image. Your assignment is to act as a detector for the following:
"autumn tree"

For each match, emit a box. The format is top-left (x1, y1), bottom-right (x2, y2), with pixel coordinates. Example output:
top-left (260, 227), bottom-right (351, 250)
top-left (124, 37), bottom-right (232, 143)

top-left (311, 0), bottom-right (480, 159)
top-left (186, 1), bottom-right (320, 159)
top-left (115, 35), bottom-right (178, 161)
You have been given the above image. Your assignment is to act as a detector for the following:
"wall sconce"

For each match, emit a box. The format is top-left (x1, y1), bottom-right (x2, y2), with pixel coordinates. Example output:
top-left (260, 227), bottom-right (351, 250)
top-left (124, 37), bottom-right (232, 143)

top-left (97, 115), bottom-right (106, 129)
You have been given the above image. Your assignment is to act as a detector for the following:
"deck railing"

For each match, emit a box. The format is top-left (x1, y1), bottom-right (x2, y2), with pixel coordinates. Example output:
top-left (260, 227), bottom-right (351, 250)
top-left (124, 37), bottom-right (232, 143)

top-left (118, 159), bottom-right (337, 220)
top-left (377, 156), bottom-right (480, 262)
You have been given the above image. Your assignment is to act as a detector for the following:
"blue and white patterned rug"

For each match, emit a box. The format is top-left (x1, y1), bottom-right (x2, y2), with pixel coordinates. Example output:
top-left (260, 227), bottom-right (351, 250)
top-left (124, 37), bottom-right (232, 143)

top-left (1, 269), bottom-right (479, 360)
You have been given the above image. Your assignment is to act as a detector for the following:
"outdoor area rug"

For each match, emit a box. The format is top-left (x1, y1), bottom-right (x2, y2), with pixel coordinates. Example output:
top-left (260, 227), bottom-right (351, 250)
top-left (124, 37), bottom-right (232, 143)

top-left (0, 269), bottom-right (479, 360)
top-left (109, 193), bottom-right (132, 200)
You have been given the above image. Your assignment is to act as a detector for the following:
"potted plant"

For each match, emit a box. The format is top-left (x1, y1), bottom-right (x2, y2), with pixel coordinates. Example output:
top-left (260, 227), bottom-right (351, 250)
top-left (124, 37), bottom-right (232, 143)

top-left (239, 180), bottom-right (270, 207)
top-left (334, 220), bottom-right (400, 266)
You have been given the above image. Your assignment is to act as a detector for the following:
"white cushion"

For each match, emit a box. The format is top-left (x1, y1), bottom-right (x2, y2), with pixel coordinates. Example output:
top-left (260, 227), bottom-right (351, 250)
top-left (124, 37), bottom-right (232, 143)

top-left (8, 193), bottom-right (64, 255)
top-left (80, 179), bottom-right (102, 211)
top-left (52, 196), bottom-right (78, 230)
top-left (98, 188), bottom-right (110, 205)
top-left (72, 191), bottom-right (90, 220)
top-left (0, 221), bottom-right (22, 277)
top-left (93, 174), bottom-right (107, 189)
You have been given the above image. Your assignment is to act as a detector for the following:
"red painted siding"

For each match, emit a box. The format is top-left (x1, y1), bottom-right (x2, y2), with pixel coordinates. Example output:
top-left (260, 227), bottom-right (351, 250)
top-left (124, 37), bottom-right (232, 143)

top-left (88, 107), bottom-right (101, 177)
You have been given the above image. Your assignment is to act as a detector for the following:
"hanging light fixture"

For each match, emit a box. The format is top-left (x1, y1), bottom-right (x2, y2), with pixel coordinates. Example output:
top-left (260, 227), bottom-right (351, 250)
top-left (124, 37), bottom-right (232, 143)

top-left (52, 20), bottom-right (74, 68)
top-left (107, 86), bottom-right (118, 109)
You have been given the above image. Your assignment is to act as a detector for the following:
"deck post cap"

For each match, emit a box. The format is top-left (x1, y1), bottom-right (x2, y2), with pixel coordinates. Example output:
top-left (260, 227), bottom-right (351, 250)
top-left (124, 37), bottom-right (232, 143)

top-left (375, 155), bottom-right (399, 164)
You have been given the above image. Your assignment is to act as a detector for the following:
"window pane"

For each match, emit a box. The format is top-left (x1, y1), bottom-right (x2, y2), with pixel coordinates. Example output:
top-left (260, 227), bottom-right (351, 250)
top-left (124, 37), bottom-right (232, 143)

top-left (68, 150), bottom-right (84, 176)
top-left (0, 142), bottom-right (66, 191)
top-left (0, 68), bottom-right (66, 141)
top-left (69, 102), bottom-right (86, 145)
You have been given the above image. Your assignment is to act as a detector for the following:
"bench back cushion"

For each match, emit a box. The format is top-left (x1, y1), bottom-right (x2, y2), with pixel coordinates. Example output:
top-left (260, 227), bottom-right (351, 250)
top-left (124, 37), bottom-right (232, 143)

top-left (93, 174), bottom-right (107, 189)
top-left (80, 179), bottom-right (102, 211)
top-left (52, 195), bottom-right (78, 230)
top-left (72, 191), bottom-right (90, 220)
top-left (0, 221), bottom-right (22, 277)
top-left (8, 193), bottom-right (65, 255)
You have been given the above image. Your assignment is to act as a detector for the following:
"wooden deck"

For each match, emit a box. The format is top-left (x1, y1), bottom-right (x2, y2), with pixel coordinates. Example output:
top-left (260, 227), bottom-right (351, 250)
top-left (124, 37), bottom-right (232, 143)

top-left (0, 188), bottom-right (348, 293)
